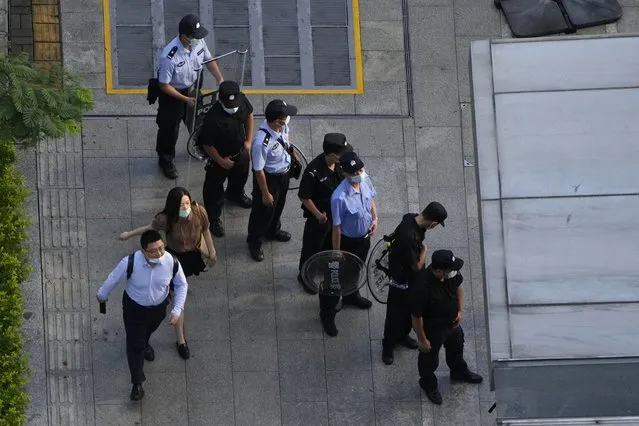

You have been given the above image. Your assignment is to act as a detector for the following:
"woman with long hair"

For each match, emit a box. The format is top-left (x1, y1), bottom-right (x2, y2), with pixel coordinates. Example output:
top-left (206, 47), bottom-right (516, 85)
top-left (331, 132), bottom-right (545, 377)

top-left (119, 186), bottom-right (216, 359)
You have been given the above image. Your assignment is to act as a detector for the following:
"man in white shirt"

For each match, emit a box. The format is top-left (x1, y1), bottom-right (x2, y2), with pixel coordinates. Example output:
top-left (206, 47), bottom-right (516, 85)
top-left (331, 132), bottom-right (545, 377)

top-left (96, 230), bottom-right (188, 401)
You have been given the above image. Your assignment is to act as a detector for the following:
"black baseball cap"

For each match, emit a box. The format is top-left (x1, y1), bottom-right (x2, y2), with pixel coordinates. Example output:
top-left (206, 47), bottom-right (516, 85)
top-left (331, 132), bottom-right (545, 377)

top-left (431, 250), bottom-right (464, 271)
top-left (339, 151), bottom-right (365, 174)
top-left (179, 14), bottom-right (208, 39)
top-left (265, 100), bottom-right (298, 121)
top-left (422, 201), bottom-right (447, 227)
top-left (218, 81), bottom-right (242, 108)
top-left (323, 133), bottom-right (353, 155)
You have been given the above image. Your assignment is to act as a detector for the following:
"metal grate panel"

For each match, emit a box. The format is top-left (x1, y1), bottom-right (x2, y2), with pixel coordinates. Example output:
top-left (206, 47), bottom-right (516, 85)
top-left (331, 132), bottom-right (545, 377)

top-left (312, 27), bottom-right (350, 86)
top-left (265, 57), bottom-right (301, 85)
top-left (108, 0), bottom-right (360, 91)
top-left (116, 27), bottom-right (153, 86)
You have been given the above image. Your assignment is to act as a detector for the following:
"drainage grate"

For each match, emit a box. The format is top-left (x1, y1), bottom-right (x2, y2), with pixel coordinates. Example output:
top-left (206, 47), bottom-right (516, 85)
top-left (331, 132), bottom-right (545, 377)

top-left (108, 0), bottom-right (359, 91)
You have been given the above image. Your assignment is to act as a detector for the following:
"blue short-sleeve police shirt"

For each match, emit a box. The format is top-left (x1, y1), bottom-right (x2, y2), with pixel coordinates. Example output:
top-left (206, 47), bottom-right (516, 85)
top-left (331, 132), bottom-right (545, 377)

top-left (250, 121), bottom-right (291, 174)
top-left (330, 177), bottom-right (377, 238)
top-left (158, 37), bottom-right (213, 89)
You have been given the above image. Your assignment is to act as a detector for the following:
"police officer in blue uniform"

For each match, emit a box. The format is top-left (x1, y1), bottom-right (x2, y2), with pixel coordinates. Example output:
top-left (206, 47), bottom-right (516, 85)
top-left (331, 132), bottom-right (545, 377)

top-left (297, 133), bottom-right (352, 293)
top-left (319, 151), bottom-right (375, 336)
top-left (156, 14), bottom-right (224, 179)
top-left (246, 100), bottom-right (298, 261)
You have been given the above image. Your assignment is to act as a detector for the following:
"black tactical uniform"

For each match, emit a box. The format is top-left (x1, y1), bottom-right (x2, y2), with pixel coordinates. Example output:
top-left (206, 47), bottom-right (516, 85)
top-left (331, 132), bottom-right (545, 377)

top-left (297, 133), bottom-right (352, 293)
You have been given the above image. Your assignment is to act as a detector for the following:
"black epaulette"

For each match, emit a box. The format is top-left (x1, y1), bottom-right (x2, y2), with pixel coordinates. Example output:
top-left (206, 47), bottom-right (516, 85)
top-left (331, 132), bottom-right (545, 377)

top-left (260, 128), bottom-right (271, 146)
top-left (167, 46), bottom-right (178, 59)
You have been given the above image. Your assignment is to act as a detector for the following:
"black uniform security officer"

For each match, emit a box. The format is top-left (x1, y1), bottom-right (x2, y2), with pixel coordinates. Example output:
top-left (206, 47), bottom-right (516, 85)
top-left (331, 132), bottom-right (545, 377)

top-left (319, 152), bottom-right (375, 336)
top-left (199, 81), bottom-right (254, 237)
top-left (411, 250), bottom-right (483, 405)
top-left (297, 133), bottom-right (352, 293)
top-left (382, 202), bottom-right (448, 365)
top-left (156, 14), bottom-right (224, 179)
top-left (246, 100), bottom-right (298, 261)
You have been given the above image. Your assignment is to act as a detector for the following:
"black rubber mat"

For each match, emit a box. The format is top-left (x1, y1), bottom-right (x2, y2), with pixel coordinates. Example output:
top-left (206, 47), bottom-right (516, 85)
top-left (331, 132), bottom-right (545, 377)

top-left (496, 0), bottom-right (622, 38)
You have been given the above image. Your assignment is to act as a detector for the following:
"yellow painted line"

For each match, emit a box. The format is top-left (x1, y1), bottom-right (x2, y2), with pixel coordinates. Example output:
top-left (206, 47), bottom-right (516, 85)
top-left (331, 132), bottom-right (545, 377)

top-left (102, 0), bottom-right (365, 95)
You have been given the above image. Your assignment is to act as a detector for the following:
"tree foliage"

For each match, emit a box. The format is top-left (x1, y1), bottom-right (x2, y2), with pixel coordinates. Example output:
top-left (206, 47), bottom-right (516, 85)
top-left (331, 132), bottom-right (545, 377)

top-left (0, 53), bottom-right (94, 146)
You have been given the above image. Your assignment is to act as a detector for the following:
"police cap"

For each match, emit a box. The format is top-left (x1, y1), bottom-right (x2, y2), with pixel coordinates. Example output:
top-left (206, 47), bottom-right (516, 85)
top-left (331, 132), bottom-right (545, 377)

top-left (339, 151), bottom-right (365, 174)
top-left (323, 133), bottom-right (352, 155)
top-left (179, 14), bottom-right (208, 39)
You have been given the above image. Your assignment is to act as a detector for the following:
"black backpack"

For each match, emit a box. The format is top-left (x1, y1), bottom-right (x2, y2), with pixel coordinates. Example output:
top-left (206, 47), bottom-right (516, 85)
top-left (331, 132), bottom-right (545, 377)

top-left (126, 252), bottom-right (179, 280)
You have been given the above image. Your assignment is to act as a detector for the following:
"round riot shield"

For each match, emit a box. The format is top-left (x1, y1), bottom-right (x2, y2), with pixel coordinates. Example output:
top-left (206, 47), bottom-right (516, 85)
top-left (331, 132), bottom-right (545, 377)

top-left (300, 250), bottom-right (366, 297)
top-left (186, 91), bottom-right (218, 162)
top-left (288, 143), bottom-right (308, 191)
top-left (366, 237), bottom-right (393, 304)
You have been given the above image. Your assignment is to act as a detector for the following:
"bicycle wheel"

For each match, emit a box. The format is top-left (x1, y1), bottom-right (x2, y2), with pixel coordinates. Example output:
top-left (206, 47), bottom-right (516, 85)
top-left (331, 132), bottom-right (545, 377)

top-left (288, 143), bottom-right (308, 191)
top-left (366, 238), bottom-right (393, 304)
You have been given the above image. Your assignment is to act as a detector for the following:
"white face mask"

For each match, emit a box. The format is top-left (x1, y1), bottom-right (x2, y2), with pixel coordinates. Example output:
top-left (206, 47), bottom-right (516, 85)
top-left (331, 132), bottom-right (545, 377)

top-left (284, 116), bottom-right (290, 125)
top-left (223, 106), bottom-right (239, 114)
top-left (445, 270), bottom-right (458, 279)
top-left (186, 38), bottom-right (200, 49)
top-left (348, 171), bottom-right (368, 184)
top-left (179, 207), bottom-right (191, 218)
top-left (147, 256), bottom-right (161, 264)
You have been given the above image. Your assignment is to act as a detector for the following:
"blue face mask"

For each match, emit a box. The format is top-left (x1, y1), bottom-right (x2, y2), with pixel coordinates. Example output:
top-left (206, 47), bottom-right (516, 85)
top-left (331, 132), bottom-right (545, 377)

top-left (348, 171), bottom-right (368, 184)
top-left (147, 257), bottom-right (161, 264)
top-left (186, 38), bottom-right (200, 49)
top-left (179, 208), bottom-right (191, 218)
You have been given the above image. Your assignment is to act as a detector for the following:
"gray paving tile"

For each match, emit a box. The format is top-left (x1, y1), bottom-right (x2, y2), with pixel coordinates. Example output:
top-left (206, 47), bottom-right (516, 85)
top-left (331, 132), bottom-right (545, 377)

top-left (364, 51), bottom-right (407, 82)
top-left (140, 372), bottom-right (188, 425)
top-left (186, 340), bottom-right (233, 403)
top-left (127, 117), bottom-right (161, 158)
top-left (371, 340), bottom-right (421, 401)
top-left (281, 402), bottom-right (329, 426)
top-left (355, 81), bottom-right (407, 115)
top-left (279, 340), bottom-right (327, 402)
top-left (361, 21), bottom-right (405, 51)
top-left (128, 157), bottom-right (178, 190)
top-left (60, 12), bottom-right (103, 42)
top-left (84, 158), bottom-right (130, 219)
top-left (617, 7), bottom-right (639, 32)
top-left (456, 37), bottom-right (479, 103)
top-left (274, 278), bottom-right (324, 340)
top-left (409, 6), bottom-right (455, 36)
top-left (310, 118), bottom-right (405, 158)
top-left (326, 371), bottom-right (375, 425)
top-left (360, 0), bottom-right (403, 20)
top-left (416, 127), bottom-right (464, 187)
top-left (92, 340), bottom-right (133, 405)
top-left (82, 118), bottom-right (128, 157)
top-left (460, 102), bottom-right (475, 161)
top-left (86, 219), bottom-right (135, 281)
top-left (413, 69), bottom-right (460, 127)
top-left (62, 42), bottom-right (105, 76)
top-left (188, 402), bottom-right (235, 426)
top-left (453, 0), bottom-right (501, 37)
top-left (433, 378), bottom-right (481, 425)
top-left (324, 310), bottom-right (372, 371)
top-left (362, 156), bottom-right (408, 216)
top-left (232, 335), bottom-right (279, 372)
top-left (233, 371), bottom-right (281, 426)
top-left (375, 400), bottom-right (422, 425)
top-left (60, 0), bottom-right (102, 13)
top-left (94, 404), bottom-right (141, 426)
top-left (272, 94), bottom-right (355, 115)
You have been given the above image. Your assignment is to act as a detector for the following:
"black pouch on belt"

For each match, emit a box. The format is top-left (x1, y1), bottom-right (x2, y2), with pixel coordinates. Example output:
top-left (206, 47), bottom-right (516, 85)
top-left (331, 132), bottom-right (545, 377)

top-left (147, 78), bottom-right (160, 105)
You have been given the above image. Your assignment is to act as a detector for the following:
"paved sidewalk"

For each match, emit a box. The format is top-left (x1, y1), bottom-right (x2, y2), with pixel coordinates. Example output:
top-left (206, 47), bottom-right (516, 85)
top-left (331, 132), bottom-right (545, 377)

top-left (18, 0), bottom-right (639, 425)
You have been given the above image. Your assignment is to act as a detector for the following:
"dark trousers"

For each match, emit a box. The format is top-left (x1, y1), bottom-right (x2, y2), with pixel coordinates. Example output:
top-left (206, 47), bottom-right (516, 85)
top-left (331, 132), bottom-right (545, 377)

top-left (155, 89), bottom-right (193, 165)
top-left (382, 285), bottom-right (413, 349)
top-left (246, 171), bottom-right (290, 246)
top-left (418, 325), bottom-right (468, 391)
top-left (319, 234), bottom-right (371, 317)
top-left (203, 150), bottom-right (250, 220)
top-left (122, 291), bottom-right (168, 384)
top-left (298, 215), bottom-right (332, 272)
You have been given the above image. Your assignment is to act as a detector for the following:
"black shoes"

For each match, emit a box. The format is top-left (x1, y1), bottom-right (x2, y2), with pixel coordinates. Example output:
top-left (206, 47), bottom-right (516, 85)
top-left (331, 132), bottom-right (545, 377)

top-left (130, 384), bottom-right (145, 401)
top-left (159, 160), bottom-right (178, 179)
top-left (249, 244), bottom-right (264, 262)
top-left (210, 218), bottom-right (225, 237)
top-left (267, 230), bottom-right (291, 242)
top-left (343, 293), bottom-right (372, 309)
top-left (144, 344), bottom-right (155, 362)
top-left (177, 342), bottom-right (190, 360)
top-left (320, 313), bottom-right (338, 337)
top-left (226, 192), bottom-right (252, 209)
top-left (399, 335), bottom-right (419, 350)
top-left (382, 346), bottom-right (394, 365)
top-left (450, 370), bottom-right (483, 384)
top-left (425, 388), bottom-right (443, 405)
top-left (298, 273), bottom-right (317, 295)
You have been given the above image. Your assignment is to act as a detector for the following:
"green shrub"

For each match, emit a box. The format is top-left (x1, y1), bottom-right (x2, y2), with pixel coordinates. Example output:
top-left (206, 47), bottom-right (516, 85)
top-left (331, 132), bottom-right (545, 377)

top-left (0, 138), bottom-right (31, 426)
